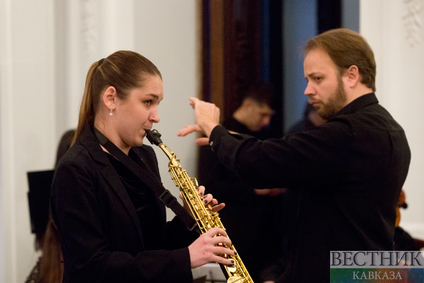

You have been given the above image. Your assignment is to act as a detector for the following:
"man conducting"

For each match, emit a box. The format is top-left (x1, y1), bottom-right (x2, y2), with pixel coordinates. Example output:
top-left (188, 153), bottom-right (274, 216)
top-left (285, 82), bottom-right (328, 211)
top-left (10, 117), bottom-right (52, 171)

top-left (178, 28), bottom-right (411, 282)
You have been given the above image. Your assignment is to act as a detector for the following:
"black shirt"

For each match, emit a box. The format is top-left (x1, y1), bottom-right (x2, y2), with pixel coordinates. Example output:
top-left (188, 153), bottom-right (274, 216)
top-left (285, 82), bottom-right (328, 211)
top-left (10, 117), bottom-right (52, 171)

top-left (209, 93), bottom-right (411, 282)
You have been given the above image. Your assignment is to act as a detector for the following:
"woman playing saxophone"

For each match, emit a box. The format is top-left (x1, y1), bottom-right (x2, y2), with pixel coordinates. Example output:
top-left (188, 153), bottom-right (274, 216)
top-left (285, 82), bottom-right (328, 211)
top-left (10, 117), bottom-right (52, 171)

top-left (50, 50), bottom-right (235, 283)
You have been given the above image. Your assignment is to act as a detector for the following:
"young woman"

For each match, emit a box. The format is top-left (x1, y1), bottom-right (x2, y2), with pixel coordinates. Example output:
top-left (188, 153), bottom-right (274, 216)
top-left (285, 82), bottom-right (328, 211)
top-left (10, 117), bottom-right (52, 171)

top-left (50, 50), bottom-right (234, 283)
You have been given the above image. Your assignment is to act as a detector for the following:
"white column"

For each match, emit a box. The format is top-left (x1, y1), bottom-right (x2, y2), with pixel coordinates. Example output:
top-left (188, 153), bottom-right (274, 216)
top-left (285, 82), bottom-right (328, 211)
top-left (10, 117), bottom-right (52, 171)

top-left (0, 0), bottom-right (56, 282)
top-left (57, 0), bottom-right (136, 132)
top-left (361, 0), bottom-right (424, 238)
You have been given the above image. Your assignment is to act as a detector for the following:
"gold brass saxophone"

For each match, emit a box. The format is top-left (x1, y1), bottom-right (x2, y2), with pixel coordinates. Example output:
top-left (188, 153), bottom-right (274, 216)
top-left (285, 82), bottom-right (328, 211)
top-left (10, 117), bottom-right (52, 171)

top-left (146, 129), bottom-right (253, 283)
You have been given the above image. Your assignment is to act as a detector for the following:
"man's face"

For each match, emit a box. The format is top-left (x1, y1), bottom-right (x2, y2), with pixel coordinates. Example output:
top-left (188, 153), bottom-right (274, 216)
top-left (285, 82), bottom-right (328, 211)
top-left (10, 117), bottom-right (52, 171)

top-left (246, 101), bottom-right (274, 132)
top-left (303, 48), bottom-right (347, 120)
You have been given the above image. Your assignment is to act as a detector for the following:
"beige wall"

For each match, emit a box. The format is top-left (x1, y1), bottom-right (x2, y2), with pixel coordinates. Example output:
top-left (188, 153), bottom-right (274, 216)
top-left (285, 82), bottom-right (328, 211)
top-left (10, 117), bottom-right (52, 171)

top-left (361, 0), bottom-right (424, 239)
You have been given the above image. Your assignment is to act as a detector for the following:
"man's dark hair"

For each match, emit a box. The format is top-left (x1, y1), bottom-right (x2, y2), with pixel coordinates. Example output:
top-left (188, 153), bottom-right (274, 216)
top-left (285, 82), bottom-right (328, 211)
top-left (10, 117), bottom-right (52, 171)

top-left (242, 82), bottom-right (275, 109)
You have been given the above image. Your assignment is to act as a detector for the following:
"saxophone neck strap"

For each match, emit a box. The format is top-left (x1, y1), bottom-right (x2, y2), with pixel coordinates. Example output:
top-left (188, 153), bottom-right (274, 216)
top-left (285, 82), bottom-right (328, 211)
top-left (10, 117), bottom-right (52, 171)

top-left (93, 127), bottom-right (199, 232)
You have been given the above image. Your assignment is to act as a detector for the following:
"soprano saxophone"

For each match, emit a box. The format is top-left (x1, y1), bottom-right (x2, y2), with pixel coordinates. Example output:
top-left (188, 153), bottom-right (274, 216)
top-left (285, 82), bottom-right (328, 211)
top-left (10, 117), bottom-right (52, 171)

top-left (146, 129), bottom-right (253, 283)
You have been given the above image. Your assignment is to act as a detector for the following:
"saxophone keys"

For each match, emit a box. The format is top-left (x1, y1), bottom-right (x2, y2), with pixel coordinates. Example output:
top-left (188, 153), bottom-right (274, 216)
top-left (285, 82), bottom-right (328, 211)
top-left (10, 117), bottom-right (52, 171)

top-left (227, 265), bottom-right (237, 273)
top-left (227, 275), bottom-right (244, 283)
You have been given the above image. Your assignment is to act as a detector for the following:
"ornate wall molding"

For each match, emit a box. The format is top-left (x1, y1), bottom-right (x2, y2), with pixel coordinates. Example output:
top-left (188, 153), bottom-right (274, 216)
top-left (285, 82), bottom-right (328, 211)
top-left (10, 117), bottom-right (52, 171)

top-left (403, 0), bottom-right (423, 46)
top-left (81, 0), bottom-right (99, 63)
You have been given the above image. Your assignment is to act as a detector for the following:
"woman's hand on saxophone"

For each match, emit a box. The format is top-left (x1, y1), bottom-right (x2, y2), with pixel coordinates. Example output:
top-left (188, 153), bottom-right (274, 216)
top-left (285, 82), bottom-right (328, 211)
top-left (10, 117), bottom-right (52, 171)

top-left (179, 185), bottom-right (226, 215)
top-left (198, 185), bottom-right (226, 212)
top-left (188, 227), bottom-right (235, 268)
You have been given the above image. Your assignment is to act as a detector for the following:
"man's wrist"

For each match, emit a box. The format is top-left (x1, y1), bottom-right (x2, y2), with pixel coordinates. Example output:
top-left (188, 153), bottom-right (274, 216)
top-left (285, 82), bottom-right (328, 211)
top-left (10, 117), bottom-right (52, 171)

top-left (199, 121), bottom-right (219, 138)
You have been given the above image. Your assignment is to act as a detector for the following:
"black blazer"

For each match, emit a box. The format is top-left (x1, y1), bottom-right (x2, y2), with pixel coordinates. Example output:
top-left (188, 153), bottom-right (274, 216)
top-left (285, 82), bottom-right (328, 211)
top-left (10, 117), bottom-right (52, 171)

top-left (51, 127), bottom-right (194, 283)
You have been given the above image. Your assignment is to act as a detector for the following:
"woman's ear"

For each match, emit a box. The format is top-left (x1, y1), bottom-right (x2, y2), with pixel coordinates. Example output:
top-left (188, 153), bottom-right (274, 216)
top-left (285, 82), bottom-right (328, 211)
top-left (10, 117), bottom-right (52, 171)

top-left (102, 86), bottom-right (117, 110)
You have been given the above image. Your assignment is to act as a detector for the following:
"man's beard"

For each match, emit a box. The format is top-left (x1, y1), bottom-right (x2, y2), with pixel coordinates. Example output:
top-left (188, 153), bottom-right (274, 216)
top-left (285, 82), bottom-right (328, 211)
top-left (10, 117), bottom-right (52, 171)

top-left (316, 75), bottom-right (347, 120)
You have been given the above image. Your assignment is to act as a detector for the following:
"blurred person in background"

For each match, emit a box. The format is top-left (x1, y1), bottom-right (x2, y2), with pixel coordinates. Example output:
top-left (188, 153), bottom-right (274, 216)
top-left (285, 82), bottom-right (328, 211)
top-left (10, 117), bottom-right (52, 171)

top-left (197, 83), bottom-right (283, 281)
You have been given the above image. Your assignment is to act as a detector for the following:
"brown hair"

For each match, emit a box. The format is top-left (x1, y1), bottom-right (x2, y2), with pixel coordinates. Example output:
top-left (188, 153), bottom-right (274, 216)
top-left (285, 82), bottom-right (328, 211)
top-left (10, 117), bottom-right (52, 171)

top-left (304, 28), bottom-right (376, 92)
top-left (38, 219), bottom-right (63, 283)
top-left (73, 50), bottom-right (162, 144)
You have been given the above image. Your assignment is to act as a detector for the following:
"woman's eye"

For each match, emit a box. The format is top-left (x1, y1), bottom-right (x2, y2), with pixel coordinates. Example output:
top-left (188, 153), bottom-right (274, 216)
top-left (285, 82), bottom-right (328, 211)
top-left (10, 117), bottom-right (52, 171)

top-left (315, 77), bottom-right (322, 82)
top-left (145, 100), bottom-right (152, 106)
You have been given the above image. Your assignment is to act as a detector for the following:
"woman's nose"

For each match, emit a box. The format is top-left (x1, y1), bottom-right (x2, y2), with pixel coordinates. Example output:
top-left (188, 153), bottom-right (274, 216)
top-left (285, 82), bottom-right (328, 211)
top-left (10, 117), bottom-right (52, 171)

top-left (150, 109), bottom-right (160, 123)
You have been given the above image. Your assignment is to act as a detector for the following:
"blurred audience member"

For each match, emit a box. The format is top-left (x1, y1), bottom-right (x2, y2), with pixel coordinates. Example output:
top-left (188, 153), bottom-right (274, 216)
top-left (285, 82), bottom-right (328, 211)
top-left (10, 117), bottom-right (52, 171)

top-left (394, 190), bottom-right (424, 251)
top-left (289, 103), bottom-right (327, 133)
top-left (26, 129), bottom-right (75, 283)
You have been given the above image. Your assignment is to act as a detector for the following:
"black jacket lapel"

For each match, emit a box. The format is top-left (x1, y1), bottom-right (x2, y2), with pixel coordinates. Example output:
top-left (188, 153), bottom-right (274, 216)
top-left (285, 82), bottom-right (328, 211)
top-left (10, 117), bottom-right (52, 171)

top-left (79, 128), bottom-right (145, 244)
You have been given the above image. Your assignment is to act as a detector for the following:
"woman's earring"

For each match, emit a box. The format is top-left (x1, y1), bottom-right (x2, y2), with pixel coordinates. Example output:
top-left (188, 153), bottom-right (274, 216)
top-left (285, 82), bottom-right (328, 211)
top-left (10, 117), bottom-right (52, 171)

top-left (110, 108), bottom-right (113, 116)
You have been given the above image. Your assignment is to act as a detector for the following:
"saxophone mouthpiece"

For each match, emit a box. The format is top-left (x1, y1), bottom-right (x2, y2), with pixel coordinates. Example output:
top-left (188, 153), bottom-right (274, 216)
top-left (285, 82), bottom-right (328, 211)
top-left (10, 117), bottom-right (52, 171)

top-left (145, 129), bottom-right (163, 146)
